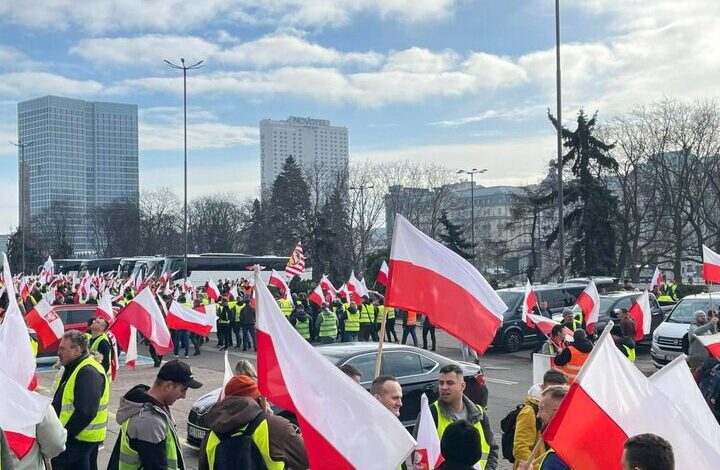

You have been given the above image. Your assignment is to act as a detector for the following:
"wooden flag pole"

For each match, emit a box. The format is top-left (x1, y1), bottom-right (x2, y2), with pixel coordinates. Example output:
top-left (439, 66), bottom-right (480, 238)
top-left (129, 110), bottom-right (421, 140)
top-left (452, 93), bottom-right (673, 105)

top-left (374, 310), bottom-right (388, 379)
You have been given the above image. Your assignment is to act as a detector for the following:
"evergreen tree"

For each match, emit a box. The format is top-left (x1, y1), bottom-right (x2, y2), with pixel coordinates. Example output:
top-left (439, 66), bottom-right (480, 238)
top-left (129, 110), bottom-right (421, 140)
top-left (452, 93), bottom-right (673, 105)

top-left (264, 156), bottom-right (312, 256)
top-left (437, 211), bottom-right (475, 259)
top-left (547, 109), bottom-right (619, 276)
top-left (243, 198), bottom-right (267, 255)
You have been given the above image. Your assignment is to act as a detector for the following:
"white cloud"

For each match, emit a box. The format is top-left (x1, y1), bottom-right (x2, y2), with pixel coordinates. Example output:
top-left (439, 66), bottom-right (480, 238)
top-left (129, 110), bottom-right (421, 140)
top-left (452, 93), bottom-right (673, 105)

top-left (0, 72), bottom-right (103, 98)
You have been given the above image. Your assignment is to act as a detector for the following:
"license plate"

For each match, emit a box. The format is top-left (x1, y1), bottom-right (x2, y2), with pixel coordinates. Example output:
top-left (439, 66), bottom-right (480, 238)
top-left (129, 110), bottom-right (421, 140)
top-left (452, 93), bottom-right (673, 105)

top-left (188, 425), bottom-right (206, 439)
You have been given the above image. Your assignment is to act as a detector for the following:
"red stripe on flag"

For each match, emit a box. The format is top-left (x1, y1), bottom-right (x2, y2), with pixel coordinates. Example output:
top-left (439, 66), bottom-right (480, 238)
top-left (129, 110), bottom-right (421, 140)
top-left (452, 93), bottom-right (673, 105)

top-left (543, 383), bottom-right (628, 470)
top-left (387, 260), bottom-right (502, 354)
top-left (703, 262), bottom-right (720, 284)
top-left (5, 430), bottom-right (35, 460)
top-left (705, 341), bottom-right (720, 359)
top-left (166, 315), bottom-right (212, 337)
top-left (24, 309), bottom-right (62, 349)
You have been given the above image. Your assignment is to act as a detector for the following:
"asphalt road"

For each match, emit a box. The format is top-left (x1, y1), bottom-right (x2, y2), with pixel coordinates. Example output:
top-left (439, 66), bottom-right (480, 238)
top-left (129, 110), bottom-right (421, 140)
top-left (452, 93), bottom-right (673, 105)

top-left (35, 328), bottom-right (655, 470)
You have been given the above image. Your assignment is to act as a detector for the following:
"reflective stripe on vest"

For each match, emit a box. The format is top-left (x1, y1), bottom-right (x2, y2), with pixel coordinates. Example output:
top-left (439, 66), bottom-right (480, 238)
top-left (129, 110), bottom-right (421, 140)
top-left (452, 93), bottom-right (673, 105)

top-left (345, 311), bottom-right (360, 332)
top-left (30, 337), bottom-right (38, 357)
top-left (89, 333), bottom-right (113, 381)
top-left (205, 419), bottom-right (285, 470)
top-left (359, 305), bottom-right (374, 323)
top-left (119, 416), bottom-right (180, 470)
top-left (558, 345), bottom-right (590, 385)
top-left (624, 345), bottom-right (636, 362)
top-left (279, 299), bottom-right (293, 317)
top-left (58, 356), bottom-right (110, 442)
top-left (432, 401), bottom-right (489, 469)
top-left (295, 318), bottom-right (311, 339)
top-left (318, 311), bottom-right (338, 338)
top-left (375, 306), bottom-right (385, 324)
top-left (386, 307), bottom-right (395, 320)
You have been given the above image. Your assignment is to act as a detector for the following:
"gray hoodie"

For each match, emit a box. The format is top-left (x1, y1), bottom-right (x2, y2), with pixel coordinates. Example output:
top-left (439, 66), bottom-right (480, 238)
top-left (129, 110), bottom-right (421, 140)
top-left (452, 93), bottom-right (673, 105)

top-left (10, 405), bottom-right (66, 470)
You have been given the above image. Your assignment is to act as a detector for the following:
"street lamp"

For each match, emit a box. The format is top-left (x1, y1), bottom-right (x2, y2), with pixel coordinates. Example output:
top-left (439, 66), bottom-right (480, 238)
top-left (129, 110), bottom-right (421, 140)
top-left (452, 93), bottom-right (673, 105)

top-left (555, 0), bottom-right (565, 281)
top-left (349, 184), bottom-right (374, 273)
top-left (164, 58), bottom-right (205, 281)
top-left (457, 168), bottom-right (487, 262)
top-left (10, 139), bottom-right (33, 274)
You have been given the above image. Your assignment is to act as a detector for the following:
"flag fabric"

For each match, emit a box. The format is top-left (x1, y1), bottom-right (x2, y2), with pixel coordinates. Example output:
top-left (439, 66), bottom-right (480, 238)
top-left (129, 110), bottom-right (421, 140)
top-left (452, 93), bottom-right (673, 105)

top-left (255, 268), bottom-right (415, 469)
top-left (167, 301), bottom-right (214, 337)
top-left (0, 253), bottom-right (37, 390)
top-left (697, 333), bottom-right (720, 358)
top-left (108, 332), bottom-right (119, 380)
top-left (526, 313), bottom-right (574, 343)
top-left (309, 284), bottom-right (324, 307)
top-left (347, 271), bottom-right (368, 304)
top-left (522, 279), bottom-right (538, 329)
top-left (575, 280), bottom-right (600, 333)
top-left (285, 241), bottom-right (306, 278)
top-left (414, 393), bottom-right (442, 470)
top-left (96, 291), bottom-right (115, 322)
top-left (543, 324), bottom-right (720, 470)
top-left (649, 266), bottom-right (663, 290)
top-left (111, 287), bottom-right (173, 356)
top-left (337, 283), bottom-right (349, 300)
top-left (628, 290), bottom-right (652, 341)
top-left (229, 284), bottom-right (239, 300)
top-left (385, 214), bottom-right (508, 355)
top-left (320, 275), bottom-right (338, 298)
top-left (25, 298), bottom-right (64, 348)
top-left (377, 261), bottom-right (390, 286)
top-left (125, 326), bottom-right (137, 370)
top-left (703, 244), bottom-right (720, 283)
top-left (206, 277), bottom-right (220, 302)
top-left (533, 353), bottom-right (554, 385)
top-left (269, 270), bottom-right (292, 301)
top-left (0, 366), bottom-right (52, 459)
top-left (218, 350), bottom-right (233, 401)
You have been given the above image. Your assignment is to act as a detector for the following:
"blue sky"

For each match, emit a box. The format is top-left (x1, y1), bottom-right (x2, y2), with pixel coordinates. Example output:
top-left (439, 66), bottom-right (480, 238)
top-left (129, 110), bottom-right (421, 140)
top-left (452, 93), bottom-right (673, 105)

top-left (0, 0), bottom-right (717, 230)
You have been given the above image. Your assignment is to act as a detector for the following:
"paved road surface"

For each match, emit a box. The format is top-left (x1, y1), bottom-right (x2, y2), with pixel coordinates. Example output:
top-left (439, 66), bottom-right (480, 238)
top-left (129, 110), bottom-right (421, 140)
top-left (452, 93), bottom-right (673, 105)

top-left (36, 328), bottom-right (654, 470)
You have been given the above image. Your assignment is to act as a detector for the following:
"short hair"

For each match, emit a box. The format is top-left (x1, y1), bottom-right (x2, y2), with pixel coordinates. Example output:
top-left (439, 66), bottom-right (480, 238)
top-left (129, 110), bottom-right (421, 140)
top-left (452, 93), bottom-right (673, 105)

top-left (573, 329), bottom-right (587, 342)
top-left (624, 434), bottom-right (674, 470)
top-left (550, 324), bottom-right (565, 337)
top-left (96, 317), bottom-right (109, 331)
top-left (562, 308), bottom-right (574, 316)
top-left (620, 307), bottom-right (629, 314)
top-left (62, 330), bottom-right (89, 353)
top-left (542, 369), bottom-right (567, 386)
top-left (370, 375), bottom-right (398, 395)
top-left (340, 364), bottom-right (361, 379)
top-left (234, 359), bottom-right (258, 379)
top-left (541, 385), bottom-right (569, 401)
top-left (439, 364), bottom-right (464, 378)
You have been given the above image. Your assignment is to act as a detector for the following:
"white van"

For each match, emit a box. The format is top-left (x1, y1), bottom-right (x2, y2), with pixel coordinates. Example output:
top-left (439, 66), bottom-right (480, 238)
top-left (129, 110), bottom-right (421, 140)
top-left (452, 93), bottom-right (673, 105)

top-left (650, 293), bottom-right (717, 368)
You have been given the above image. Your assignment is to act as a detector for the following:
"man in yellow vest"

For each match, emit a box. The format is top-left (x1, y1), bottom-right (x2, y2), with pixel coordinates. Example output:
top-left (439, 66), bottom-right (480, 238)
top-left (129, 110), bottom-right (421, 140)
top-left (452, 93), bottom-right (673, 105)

top-left (414, 364), bottom-right (499, 469)
top-left (51, 331), bottom-right (110, 470)
top-left (87, 317), bottom-right (114, 379)
top-left (342, 302), bottom-right (360, 342)
top-left (358, 296), bottom-right (378, 342)
top-left (108, 360), bottom-right (202, 470)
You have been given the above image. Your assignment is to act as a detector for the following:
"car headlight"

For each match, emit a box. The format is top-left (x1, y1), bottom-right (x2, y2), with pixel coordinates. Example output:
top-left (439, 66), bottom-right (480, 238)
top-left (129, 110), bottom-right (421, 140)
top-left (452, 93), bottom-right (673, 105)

top-left (652, 331), bottom-right (659, 342)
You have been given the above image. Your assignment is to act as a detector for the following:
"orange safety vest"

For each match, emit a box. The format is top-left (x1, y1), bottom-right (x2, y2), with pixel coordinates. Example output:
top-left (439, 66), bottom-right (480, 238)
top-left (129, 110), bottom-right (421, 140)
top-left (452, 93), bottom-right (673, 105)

top-left (406, 311), bottom-right (417, 327)
top-left (557, 345), bottom-right (590, 385)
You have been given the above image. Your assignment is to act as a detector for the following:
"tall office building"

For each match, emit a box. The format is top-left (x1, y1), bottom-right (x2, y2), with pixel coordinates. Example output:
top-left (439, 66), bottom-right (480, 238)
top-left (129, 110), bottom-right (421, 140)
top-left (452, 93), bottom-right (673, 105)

top-left (18, 95), bottom-right (139, 254)
top-left (260, 116), bottom-right (349, 196)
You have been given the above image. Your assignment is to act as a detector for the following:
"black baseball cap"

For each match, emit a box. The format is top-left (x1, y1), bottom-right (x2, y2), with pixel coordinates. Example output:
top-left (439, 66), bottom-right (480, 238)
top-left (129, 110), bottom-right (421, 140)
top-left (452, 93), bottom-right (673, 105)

top-left (157, 360), bottom-right (203, 389)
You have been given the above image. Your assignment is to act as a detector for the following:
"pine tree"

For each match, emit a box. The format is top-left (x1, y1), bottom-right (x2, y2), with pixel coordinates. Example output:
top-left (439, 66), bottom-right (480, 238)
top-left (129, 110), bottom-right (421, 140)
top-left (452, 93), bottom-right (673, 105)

top-left (244, 198), bottom-right (267, 255)
top-left (437, 211), bottom-right (475, 259)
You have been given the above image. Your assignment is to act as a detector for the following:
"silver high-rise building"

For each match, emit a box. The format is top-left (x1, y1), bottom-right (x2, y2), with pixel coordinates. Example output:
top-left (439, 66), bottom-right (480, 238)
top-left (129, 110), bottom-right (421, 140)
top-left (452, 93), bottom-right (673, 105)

top-left (17, 95), bottom-right (139, 254)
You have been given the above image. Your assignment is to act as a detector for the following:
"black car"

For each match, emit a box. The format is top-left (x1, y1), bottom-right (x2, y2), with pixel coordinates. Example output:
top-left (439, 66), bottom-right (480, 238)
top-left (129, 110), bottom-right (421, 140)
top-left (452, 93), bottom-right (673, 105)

top-left (186, 343), bottom-right (488, 447)
top-left (581, 291), bottom-right (664, 344)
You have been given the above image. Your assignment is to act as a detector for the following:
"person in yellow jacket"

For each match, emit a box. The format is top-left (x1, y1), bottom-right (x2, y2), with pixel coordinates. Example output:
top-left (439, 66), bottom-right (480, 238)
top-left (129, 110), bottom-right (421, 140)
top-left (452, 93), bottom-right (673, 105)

top-left (516, 386), bottom-right (571, 470)
top-left (51, 331), bottom-right (109, 470)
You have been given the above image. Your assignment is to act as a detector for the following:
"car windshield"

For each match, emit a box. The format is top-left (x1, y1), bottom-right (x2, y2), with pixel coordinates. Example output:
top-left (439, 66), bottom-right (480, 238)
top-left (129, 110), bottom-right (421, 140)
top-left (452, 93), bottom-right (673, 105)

top-left (599, 297), bottom-right (617, 313)
top-left (496, 292), bottom-right (522, 317)
top-left (666, 299), bottom-right (713, 323)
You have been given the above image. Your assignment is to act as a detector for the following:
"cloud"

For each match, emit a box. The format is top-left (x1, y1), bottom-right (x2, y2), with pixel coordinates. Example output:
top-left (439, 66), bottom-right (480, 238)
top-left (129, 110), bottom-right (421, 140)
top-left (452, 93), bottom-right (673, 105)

top-left (0, 72), bottom-right (103, 98)
top-left (430, 105), bottom-right (546, 127)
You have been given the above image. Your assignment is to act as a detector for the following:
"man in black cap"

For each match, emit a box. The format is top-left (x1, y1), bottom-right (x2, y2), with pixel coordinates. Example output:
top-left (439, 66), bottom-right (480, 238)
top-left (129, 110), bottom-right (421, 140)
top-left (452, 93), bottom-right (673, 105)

top-left (108, 360), bottom-right (203, 470)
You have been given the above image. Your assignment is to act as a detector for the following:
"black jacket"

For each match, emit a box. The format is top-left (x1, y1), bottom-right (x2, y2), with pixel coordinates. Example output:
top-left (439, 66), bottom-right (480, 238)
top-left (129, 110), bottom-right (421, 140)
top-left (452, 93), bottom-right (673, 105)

top-left (554, 339), bottom-right (594, 367)
top-left (51, 353), bottom-right (105, 441)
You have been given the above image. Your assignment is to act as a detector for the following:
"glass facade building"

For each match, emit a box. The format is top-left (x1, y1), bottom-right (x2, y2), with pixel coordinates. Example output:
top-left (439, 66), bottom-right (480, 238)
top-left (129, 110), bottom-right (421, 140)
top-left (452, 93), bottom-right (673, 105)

top-left (17, 95), bottom-right (139, 254)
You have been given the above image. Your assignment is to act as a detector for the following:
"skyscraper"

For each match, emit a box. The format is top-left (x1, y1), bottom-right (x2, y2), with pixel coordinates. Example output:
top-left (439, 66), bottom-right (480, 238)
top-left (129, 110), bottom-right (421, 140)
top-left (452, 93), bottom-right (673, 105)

top-left (260, 116), bottom-right (349, 196)
top-left (17, 95), bottom-right (139, 254)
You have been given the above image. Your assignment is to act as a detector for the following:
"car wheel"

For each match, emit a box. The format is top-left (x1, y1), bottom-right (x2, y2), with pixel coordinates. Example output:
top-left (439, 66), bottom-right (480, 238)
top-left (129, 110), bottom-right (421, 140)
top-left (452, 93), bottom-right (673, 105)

top-left (503, 330), bottom-right (522, 353)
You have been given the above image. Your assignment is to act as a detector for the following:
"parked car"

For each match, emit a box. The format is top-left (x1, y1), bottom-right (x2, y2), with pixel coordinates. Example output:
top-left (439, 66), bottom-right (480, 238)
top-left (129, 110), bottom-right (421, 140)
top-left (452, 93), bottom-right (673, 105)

top-left (186, 343), bottom-right (488, 448)
top-left (26, 304), bottom-right (112, 358)
top-left (582, 291), bottom-right (664, 344)
top-left (492, 283), bottom-right (586, 352)
top-left (565, 277), bottom-right (620, 293)
top-left (651, 293), bottom-right (718, 368)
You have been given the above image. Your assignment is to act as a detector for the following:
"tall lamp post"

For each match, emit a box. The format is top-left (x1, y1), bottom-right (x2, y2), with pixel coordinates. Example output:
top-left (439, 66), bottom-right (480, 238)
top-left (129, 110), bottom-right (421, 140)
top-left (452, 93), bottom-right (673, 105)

top-left (349, 184), bottom-right (374, 274)
top-left (10, 139), bottom-right (33, 274)
top-left (555, 0), bottom-right (565, 281)
top-left (164, 58), bottom-right (204, 280)
top-left (457, 168), bottom-right (487, 263)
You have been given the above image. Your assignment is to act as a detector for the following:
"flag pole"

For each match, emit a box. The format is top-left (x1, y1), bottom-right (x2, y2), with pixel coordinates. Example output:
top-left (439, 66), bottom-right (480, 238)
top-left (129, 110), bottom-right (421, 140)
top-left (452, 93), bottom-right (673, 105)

top-left (374, 311), bottom-right (388, 379)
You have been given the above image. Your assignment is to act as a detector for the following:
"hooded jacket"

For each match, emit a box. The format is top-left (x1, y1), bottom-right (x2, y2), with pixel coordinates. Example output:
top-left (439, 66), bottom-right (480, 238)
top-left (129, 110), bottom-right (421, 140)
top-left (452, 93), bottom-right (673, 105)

top-left (107, 384), bottom-right (185, 470)
top-left (553, 337), bottom-right (593, 367)
top-left (689, 320), bottom-right (716, 358)
top-left (512, 396), bottom-right (544, 469)
top-left (10, 405), bottom-right (67, 470)
top-left (198, 396), bottom-right (308, 470)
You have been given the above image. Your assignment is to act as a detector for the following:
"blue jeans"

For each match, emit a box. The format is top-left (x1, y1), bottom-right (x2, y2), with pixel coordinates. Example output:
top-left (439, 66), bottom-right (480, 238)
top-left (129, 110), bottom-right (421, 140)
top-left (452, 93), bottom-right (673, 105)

top-left (320, 337), bottom-right (335, 344)
top-left (402, 327), bottom-right (418, 347)
top-left (343, 331), bottom-right (358, 342)
top-left (173, 330), bottom-right (189, 356)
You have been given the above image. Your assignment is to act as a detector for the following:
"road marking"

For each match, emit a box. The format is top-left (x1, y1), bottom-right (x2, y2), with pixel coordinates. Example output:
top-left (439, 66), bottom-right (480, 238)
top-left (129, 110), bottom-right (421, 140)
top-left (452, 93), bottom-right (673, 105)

top-left (484, 377), bottom-right (519, 385)
top-left (482, 366), bottom-right (511, 371)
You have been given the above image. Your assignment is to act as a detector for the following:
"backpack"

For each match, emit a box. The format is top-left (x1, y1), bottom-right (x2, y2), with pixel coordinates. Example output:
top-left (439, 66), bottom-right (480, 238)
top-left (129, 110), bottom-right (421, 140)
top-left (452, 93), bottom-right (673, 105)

top-left (500, 402), bottom-right (539, 463)
top-left (212, 412), bottom-right (270, 470)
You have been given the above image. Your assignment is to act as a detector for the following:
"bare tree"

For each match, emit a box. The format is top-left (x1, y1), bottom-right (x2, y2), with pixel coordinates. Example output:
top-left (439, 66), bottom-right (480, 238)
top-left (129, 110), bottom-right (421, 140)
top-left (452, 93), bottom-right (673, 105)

top-left (33, 200), bottom-right (74, 258)
top-left (188, 194), bottom-right (251, 253)
top-left (139, 188), bottom-right (183, 255)
top-left (89, 200), bottom-right (140, 257)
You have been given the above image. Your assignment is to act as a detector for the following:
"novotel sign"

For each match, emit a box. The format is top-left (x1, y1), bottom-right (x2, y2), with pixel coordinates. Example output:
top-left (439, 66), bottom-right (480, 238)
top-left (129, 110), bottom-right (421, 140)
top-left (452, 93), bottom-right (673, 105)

top-left (288, 116), bottom-right (330, 126)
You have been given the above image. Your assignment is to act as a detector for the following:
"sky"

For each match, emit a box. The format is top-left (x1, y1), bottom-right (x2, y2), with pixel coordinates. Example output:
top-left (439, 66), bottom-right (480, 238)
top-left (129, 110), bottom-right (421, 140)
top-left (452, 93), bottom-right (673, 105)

top-left (0, 0), bottom-right (718, 231)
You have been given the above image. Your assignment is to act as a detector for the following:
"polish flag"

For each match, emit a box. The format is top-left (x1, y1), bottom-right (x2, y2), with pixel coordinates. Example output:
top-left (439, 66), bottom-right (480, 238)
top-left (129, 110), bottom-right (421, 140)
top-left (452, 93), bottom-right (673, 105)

top-left (309, 284), bottom-right (324, 307)
top-left (0, 253), bottom-right (37, 390)
top-left (649, 266), bottom-right (663, 290)
top-left (229, 284), bottom-right (239, 300)
top-left (218, 350), bottom-right (233, 401)
top-left (25, 299), bottom-right (64, 349)
top-left (96, 291), bottom-right (115, 322)
top-left (111, 287), bottom-right (173, 356)
top-left (125, 326), bottom-right (137, 370)
top-left (0, 367), bottom-right (52, 459)
top-left (385, 215), bottom-right (508, 354)
top-left (167, 301), bottom-right (213, 337)
top-left (337, 283), bottom-right (350, 301)
top-left (255, 269), bottom-right (416, 469)
top-left (206, 278), bottom-right (221, 302)
top-left (575, 281), bottom-right (599, 333)
top-left (320, 275), bottom-right (338, 298)
top-left (269, 270), bottom-right (292, 301)
top-left (543, 325), bottom-right (720, 470)
top-left (522, 279), bottom-right (538, 329)
top-left (527, 313), bottom-right (574, 343)
top-left (414, 393), bottom-right (442, 470)
top-left (697, 333), bottom-right (720, 359)
top-left (628, 290), bottom-right (652, 341)
top-left (19, 277), bottom-right (30, 300)
top-left (347, 271), bottom-right (368, 304)
top-left (377, 261), bottom-right (390, 286)
top-left (703, 244), bottom-right (720, 283)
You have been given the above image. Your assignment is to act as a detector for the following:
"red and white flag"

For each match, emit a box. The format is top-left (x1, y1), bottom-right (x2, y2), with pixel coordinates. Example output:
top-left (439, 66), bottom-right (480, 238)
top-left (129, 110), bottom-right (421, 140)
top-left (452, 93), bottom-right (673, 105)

top-left (255, 269), bottom-right (415, 469)
top-left (285, 241), bottom-right (305, 278)
top-left (575, 280), bottom-right (599, 333)
top-left (167, 301), bottom-right (213, 337)
top-left (522, 279), bottom-right (538, 329)
top-left (337, 283), bottom-right (350, 301)
top-left (269, 270), bottom-right (292, 301)
top-left (543, 325), bottom-right (720, 470)
top-left (96, 291), bottom-right (115, 322)
top-left (125, 326), bottom-right (137, 370)
top-left (377, 261), bottom-right (389, 286)
top-left (697, 333), bottom-right (720, 359)
top-left (703, 244), bottom-right (720, 284)
top-left (218, 350), bottom-right (233, 401)
top-left (385, 215), bottom-right (507, 354)
top-left (320, 275), bottom-right (338, 298)
top-left (25, 299), bottom-right (64, 349)
top-left (206, 278), bottom-right (220, 302)
top-left (527, 313), bottom-right (574, 343)
top-left (347, 271), bottom-right (368, 304)
top-left (414, 393), bottom-right (442, 470)
top-left (309, 284), bottom-right (324, 307)
top-left (628, 290), bottom-right (652, 341)
top-left (0, 367), bottom-right (52, 459)
top-left (649, 266), bottom-right (663, 290)
top-left (229, 284), bottom-right (239, 300)
top-left (111, 287), bottom-right (173, 356)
